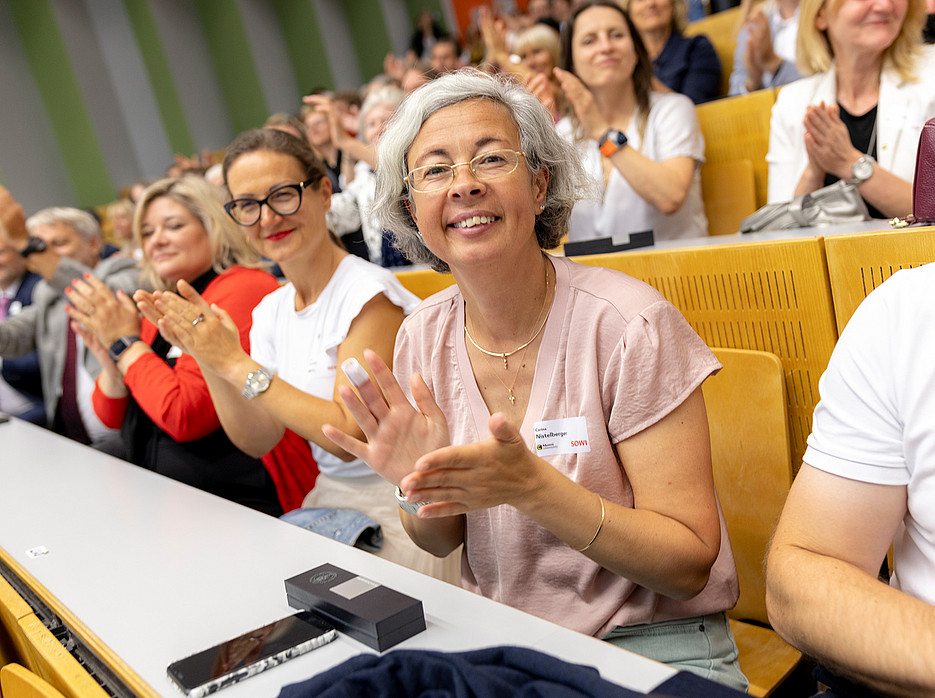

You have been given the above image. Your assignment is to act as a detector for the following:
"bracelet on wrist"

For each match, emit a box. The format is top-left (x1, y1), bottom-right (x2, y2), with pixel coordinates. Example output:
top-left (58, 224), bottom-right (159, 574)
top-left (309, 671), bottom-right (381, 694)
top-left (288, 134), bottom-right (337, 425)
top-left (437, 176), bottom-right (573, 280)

top-left (576, 495), bottom-right (606, 552)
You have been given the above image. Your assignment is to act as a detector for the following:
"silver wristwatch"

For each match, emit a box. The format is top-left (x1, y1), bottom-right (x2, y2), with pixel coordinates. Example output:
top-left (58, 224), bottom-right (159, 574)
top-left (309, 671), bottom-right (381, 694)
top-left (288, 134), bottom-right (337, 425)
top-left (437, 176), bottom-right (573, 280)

top-left (395, 486), bottom-right (428, 515)
top-left (848, 155), bottom-right (875, 185)
top-left (242, 366), bottom-right (274, 400)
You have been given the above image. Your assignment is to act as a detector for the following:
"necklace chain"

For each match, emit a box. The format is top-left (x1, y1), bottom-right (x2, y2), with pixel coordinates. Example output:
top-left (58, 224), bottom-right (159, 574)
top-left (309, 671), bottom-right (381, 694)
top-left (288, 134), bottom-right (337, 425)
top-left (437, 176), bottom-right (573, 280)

top-left (464, 259), bottom-right (551, 371)
top-left (488, 343), bottom-right (532, 406)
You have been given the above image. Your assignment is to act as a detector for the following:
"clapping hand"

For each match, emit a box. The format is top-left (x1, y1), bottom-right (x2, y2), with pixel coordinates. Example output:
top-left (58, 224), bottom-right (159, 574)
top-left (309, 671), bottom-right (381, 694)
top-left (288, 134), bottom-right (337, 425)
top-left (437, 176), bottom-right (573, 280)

top-left (322, 349), bottom-right (451, 494)
top-left (135, 280), bottom-right (243, 376)
top-left (803, 101), bottom-right (862, 182)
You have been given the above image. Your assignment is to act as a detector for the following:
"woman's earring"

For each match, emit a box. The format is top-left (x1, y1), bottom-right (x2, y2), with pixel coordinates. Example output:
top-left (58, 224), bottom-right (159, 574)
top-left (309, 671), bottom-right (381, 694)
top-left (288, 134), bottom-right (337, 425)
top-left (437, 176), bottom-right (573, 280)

top-left (539, 204), bottom-right (545, 212)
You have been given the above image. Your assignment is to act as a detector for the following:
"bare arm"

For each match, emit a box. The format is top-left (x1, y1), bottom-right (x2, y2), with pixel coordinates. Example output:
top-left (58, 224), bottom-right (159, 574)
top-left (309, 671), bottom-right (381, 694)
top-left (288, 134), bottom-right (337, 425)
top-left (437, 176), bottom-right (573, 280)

top-left (402, 387), bottom-right (721, 599)
top-left (766, 465), bottom-right (935, 695)
top-left (142, 283), bottom-right (404, 459)
top-left (554, 68), bottom-right (696, 214)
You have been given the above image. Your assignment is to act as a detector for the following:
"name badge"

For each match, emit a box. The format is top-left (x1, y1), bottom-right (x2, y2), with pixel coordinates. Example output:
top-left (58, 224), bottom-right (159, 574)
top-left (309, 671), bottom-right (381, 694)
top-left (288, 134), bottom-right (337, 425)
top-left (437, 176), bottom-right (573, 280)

top-left (534, 416), bottom-right (591, 456)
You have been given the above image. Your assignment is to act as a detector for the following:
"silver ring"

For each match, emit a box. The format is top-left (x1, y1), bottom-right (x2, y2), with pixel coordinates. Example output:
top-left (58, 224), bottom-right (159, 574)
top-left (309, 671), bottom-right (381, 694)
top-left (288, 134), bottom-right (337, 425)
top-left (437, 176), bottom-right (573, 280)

top-left (87, 305), bottom-right (96, 316)
top-left (191, 313), bottom-right (205, 327)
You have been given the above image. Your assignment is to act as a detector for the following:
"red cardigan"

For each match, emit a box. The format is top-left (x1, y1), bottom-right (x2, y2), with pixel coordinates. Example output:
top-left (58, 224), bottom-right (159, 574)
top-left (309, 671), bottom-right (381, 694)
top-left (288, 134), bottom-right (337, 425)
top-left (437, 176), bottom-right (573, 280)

top-left (93, 266), bottom-right (318, 511)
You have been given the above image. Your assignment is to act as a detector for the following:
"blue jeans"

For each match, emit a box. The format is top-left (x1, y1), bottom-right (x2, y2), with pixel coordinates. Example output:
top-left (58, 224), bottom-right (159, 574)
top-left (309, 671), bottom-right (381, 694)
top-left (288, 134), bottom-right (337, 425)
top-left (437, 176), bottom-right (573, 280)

top-left (603, 612), bottom-right (749, 692)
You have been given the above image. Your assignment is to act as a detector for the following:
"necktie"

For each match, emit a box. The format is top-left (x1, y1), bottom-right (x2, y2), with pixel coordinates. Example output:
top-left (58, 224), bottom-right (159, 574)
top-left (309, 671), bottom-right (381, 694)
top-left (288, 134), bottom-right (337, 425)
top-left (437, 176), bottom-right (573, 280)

top-left (53, 324), bottom-right (91, 444)
top-left (0, 296), bottom-right (10, 321)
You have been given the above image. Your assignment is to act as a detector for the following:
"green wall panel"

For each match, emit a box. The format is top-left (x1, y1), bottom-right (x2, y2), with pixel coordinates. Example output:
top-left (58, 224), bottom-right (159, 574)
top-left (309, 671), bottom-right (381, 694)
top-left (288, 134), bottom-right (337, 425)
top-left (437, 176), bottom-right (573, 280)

top-left (194, 0), bottom-right (269, 132)
top-left (273, 0), bottom-right (335, 94)
top-left (344, 0), bottom-right (393, 83)
top-left (122, 0), bottom-right (195, 156)
top-left (7, 0), bottom-right (115, 206)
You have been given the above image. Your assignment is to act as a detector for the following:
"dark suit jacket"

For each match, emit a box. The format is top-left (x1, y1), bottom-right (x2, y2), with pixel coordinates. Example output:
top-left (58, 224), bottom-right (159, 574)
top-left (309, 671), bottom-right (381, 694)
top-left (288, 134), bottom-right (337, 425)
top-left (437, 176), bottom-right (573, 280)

top-left (652, 32), bottom-right (722, 105)
top-left (0, 271), bottom-right (44, 422)
top-left (0, 255), bottom-right (140, 426)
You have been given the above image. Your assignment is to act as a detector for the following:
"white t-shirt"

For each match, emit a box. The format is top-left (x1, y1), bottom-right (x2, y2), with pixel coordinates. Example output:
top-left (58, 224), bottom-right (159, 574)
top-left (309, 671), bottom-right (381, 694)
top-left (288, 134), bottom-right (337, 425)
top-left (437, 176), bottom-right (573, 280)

top-left (557, 91), bottom-right (707, 243)
top-left (250, 255), bottom-right (420, 478)
top-left (805, 263), bottom-right (935, 605)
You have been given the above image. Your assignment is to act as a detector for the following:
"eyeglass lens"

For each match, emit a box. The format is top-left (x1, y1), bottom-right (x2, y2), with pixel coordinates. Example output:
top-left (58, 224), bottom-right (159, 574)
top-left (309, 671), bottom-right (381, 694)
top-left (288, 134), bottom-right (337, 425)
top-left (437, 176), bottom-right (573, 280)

top-left (408, 149), bottom-right (522, 192)
top-left (226, 183), bottom-right (304, 225)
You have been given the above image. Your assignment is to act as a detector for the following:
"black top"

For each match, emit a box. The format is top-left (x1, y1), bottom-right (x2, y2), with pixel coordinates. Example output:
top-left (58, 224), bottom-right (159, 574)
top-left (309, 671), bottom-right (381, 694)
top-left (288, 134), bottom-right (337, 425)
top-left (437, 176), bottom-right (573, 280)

top-left (823, 104), bottom-right (883, 220)
top-left (121, 269), bottom-right (281, 516)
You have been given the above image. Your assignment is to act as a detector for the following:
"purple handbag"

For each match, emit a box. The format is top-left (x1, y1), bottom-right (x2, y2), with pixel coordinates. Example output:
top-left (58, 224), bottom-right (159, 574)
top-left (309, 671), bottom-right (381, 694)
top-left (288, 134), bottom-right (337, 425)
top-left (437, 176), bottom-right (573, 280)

top-left (892, 117), bottom-right (935, 226)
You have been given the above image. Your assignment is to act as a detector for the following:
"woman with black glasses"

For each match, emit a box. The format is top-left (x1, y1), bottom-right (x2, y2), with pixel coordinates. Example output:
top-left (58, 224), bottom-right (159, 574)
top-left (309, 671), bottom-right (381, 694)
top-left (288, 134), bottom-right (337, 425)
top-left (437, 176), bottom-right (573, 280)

top-left (137, 129), bottom-right (459, 583)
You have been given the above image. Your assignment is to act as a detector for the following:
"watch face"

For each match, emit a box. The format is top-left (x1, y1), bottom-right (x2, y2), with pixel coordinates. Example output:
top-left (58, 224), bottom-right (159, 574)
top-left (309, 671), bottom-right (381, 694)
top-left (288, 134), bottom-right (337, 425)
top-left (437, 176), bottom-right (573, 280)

top-left (244, 368), bottom-right (272, 399)
top-left (853, 157), bottom-right (874, 182)
top-left (248, 371), bottom-right (270, 391)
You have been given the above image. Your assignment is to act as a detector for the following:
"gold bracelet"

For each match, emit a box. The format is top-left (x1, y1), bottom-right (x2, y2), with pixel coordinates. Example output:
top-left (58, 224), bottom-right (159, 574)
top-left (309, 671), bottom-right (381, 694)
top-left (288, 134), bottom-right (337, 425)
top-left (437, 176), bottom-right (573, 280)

top-left (577, 495), bottom-right (605, 552)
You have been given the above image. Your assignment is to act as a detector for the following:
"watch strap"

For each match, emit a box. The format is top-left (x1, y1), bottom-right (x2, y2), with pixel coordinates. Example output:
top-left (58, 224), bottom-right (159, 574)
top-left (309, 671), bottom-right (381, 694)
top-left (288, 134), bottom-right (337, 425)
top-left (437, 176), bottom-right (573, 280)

top-left (108, 335), bottom-right (141, 363)
top-left (395, 486), bottom-right (428, 515)
top-left (848, 155), bottom-right (875, 185)
top-left (598, 129), bottom-right (627, 158)
top-left (242, 366), bottom-right (274, 400)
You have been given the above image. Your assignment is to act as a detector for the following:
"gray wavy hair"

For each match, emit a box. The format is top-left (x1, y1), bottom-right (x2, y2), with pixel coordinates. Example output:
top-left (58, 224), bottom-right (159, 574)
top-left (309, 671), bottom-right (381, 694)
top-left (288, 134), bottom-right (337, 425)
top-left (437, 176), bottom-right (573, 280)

top-left (26, 207), bottom-right (101, 242)
top-left (374, 69), bottom-right (590, 273)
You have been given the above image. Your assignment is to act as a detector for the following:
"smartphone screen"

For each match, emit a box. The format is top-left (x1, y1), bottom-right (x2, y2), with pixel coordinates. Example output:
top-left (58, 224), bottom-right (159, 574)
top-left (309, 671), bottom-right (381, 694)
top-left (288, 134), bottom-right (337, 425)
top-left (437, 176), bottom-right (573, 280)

top-left (167, 611), bottom-right (336, 697)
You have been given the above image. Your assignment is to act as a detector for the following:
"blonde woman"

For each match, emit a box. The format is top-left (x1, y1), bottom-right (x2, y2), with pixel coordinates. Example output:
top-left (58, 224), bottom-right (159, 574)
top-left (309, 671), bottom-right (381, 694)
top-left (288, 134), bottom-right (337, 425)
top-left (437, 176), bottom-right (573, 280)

top-left (767, 0), bottom-right (934, 218)
top-left (66, 176), bottom-right (283, 514)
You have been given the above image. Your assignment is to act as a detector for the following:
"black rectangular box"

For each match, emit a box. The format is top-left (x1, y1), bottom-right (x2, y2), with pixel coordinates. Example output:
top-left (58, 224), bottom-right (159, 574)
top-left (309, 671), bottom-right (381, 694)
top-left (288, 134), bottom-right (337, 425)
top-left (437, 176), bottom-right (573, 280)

top-left (563, 230), bottom-right (654, 256)
top-left (285, 563), bottom-right (425, 651)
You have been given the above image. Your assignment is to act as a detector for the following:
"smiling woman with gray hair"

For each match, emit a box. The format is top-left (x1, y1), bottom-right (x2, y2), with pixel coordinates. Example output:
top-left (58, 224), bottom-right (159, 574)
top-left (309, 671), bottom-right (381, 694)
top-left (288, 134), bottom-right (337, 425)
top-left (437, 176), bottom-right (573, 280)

top-left (323, 69), bottom-right (747, 690)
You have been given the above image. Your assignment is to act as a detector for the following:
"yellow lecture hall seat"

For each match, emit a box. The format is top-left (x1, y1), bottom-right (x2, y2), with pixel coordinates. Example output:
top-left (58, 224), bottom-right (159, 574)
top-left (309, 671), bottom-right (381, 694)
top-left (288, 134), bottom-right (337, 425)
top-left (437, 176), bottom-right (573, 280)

top-left (1, 663), bottom-right (68, 698)
top-left (695, 88), bottom-right (778, 211)
top-left (702, 347), bottom-right (802, 696)
top-left (823, 225), bottom-right (935, 333)
top-left (0, 574), bottom-right (33, 670)
top-left (699, 158), bottom-right (757, 236)
top-left (394, 268), bottom-right (455, 299)
top-left (16, 615), bottom-right (107, 698)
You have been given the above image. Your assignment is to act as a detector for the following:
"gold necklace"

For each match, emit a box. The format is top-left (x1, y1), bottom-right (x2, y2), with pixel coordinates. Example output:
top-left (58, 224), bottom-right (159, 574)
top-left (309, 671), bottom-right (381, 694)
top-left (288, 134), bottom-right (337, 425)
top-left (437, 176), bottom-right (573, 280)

top-left (487, 343), bottom-right (532, 407)
top-left (464, 260), bottom-right (551, 370)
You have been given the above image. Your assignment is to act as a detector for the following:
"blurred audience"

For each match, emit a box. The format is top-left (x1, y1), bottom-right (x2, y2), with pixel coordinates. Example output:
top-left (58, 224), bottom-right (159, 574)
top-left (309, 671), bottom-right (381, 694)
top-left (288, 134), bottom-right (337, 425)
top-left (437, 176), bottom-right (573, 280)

top-left (729, 0), bottom-right (802, 95)
top-left (0, 240), bottom-right (44, 424)
top-left (264, 112), bottom-right (310, 145)
top-left (430, 35), bottom-right (464, 73)
top-left (625, 0), bottom-right (722, 103)
top-left (328, 86), bottom-right (409, 267)
top-left (0, 187), bottom-right (140, 450)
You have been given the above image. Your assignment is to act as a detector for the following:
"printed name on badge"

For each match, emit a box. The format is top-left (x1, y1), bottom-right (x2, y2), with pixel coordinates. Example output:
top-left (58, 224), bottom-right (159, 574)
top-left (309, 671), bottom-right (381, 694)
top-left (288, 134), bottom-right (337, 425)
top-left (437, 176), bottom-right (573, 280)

top-left (533, 416), bottom-right (591, 456)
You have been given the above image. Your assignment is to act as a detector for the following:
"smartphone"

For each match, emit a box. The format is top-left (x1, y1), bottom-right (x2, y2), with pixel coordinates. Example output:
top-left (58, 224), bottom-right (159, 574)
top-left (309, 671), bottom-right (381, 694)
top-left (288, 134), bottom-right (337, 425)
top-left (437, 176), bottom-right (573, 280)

top-left (167, 611), bottom-right (336, 697)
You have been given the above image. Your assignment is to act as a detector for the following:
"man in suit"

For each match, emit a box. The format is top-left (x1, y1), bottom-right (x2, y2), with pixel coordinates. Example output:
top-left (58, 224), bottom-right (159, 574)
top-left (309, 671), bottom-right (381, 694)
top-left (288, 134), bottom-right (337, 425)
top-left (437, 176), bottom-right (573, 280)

top-left (0, 185), bottom-right (140, 449)
top-left (0, 240), bottom-right (43, 423)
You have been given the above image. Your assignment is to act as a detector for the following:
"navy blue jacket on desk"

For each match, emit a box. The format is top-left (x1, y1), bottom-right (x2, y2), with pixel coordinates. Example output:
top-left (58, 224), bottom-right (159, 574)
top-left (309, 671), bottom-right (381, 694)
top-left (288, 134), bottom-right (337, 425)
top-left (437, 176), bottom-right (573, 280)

top-left (278, 646), bottom-right (748, 698)
top-left (653, 32), bottom-right (722, 104)
top-left (1, 271), bottom-right (44, 423)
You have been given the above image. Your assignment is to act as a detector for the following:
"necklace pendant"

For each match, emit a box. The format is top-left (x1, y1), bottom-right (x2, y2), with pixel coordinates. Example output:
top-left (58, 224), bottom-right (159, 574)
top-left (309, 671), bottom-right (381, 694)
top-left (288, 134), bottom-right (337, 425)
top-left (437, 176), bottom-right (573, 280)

top-left (502, 354), bottom-right (509, 370)
top-left (508, 388), bottom-right (516, 405)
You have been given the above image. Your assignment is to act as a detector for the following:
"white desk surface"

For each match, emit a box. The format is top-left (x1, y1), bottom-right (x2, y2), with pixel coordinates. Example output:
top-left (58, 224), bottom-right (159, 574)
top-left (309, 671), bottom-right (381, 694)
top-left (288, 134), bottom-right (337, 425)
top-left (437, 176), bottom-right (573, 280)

top-left (0, 419), bottom-right (675, 697)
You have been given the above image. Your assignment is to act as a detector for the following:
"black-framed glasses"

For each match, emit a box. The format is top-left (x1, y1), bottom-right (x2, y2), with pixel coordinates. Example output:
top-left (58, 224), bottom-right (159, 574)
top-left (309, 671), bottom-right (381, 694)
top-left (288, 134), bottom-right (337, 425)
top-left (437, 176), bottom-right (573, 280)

top-left (224, 179), bottom-right (314, 226)
top-left (406, 149), bottom-right (526, 193)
